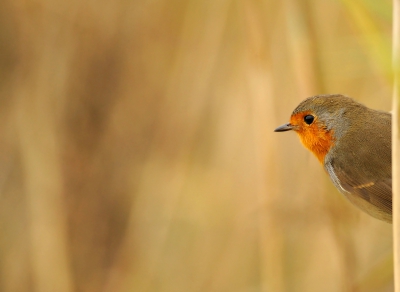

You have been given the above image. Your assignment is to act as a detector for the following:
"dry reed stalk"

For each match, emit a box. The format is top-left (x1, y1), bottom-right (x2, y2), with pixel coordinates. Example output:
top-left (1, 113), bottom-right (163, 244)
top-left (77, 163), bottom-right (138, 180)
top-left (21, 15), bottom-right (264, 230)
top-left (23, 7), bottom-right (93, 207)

top-left (393, 0), bottom-right (400, 291)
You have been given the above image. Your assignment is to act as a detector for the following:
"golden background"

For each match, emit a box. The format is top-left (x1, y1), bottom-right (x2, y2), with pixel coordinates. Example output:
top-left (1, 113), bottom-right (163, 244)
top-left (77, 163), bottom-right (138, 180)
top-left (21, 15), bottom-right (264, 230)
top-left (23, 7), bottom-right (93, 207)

top-left (0, 0), bottom-right (394, 291)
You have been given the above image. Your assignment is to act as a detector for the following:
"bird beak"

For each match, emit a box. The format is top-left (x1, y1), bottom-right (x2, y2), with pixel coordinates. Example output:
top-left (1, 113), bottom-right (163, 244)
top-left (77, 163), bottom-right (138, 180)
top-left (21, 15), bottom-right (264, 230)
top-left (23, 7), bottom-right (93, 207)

top-left (274, 123), bottom-right (294, 132)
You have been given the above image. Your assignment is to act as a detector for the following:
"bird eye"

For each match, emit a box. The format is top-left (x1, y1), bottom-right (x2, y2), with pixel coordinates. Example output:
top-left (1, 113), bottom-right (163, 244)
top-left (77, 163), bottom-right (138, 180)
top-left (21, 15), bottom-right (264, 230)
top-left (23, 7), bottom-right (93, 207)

top-left (304, 115), bottom-right (314, 125)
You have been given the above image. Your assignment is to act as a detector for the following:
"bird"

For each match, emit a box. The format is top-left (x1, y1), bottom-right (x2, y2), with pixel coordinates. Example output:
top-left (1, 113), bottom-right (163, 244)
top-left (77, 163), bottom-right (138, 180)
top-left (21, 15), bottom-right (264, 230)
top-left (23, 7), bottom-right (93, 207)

top-left (275, 94), bottom-right (392, 223)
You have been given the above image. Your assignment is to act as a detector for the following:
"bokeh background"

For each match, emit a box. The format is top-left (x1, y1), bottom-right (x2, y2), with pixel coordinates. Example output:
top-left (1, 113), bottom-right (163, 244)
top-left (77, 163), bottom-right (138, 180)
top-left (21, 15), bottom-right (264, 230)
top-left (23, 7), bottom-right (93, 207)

top-left (0, 0), bottom-right (395, 291)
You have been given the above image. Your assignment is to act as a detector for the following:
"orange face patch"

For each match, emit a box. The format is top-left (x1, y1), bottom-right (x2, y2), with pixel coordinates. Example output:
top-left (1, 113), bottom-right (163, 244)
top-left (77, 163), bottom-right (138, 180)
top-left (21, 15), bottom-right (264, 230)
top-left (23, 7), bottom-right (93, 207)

top-left (290, 111), bottom-right (335, 163)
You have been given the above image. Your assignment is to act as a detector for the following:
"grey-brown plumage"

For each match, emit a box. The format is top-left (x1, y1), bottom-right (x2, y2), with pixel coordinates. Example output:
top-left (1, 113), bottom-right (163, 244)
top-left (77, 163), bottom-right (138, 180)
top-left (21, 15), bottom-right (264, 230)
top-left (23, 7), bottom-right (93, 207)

top-left (275, 94), bottom-right (392, 222)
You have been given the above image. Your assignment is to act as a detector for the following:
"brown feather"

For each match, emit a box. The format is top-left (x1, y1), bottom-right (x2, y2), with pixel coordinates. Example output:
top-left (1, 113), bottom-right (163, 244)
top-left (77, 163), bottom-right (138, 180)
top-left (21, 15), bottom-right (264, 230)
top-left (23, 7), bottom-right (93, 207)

top-left (289, 94), bottom-right (392, 222)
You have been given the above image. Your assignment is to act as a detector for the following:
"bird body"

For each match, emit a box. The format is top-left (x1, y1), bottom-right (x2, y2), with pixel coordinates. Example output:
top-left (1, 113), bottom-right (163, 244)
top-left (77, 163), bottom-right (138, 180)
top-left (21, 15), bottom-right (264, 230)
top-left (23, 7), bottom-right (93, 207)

top-left (275, 94), bottom-right (392, 222)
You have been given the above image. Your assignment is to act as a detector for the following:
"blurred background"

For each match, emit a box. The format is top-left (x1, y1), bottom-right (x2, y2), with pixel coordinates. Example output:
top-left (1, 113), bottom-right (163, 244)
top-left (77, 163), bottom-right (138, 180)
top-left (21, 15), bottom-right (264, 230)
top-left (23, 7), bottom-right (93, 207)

top-left (0, 0), bottom-right (395, 291)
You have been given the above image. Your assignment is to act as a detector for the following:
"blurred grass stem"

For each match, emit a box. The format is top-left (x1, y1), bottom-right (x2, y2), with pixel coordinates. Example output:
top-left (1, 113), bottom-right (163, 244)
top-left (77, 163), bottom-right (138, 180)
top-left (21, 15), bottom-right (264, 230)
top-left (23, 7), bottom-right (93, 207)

top-left (393, 0), bottom-right (400, 290)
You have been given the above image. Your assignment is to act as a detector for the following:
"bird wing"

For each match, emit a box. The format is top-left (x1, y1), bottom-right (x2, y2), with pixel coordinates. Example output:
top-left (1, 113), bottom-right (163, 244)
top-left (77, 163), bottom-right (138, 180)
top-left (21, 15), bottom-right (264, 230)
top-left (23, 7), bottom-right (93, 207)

top-left (325, 161), bottom-right (392, 222)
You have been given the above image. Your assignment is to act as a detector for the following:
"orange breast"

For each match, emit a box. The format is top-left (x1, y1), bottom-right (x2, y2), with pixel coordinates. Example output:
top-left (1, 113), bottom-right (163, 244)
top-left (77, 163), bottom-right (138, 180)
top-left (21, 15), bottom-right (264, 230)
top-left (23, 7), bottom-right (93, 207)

top-left (290, 113), bottom-right (335, 163)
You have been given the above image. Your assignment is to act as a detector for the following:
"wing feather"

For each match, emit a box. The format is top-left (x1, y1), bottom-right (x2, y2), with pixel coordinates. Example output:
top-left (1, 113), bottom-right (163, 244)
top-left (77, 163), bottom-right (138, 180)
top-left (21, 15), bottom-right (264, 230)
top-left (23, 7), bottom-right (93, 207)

top-left (325, 161), bottom-right (392, 222)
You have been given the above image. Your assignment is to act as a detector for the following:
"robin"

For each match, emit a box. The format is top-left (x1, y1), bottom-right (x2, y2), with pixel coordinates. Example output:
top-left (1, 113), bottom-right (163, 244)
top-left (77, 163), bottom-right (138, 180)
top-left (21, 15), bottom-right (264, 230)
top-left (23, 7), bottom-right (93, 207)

top-left (275, 94), bottom-right (392, 223)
